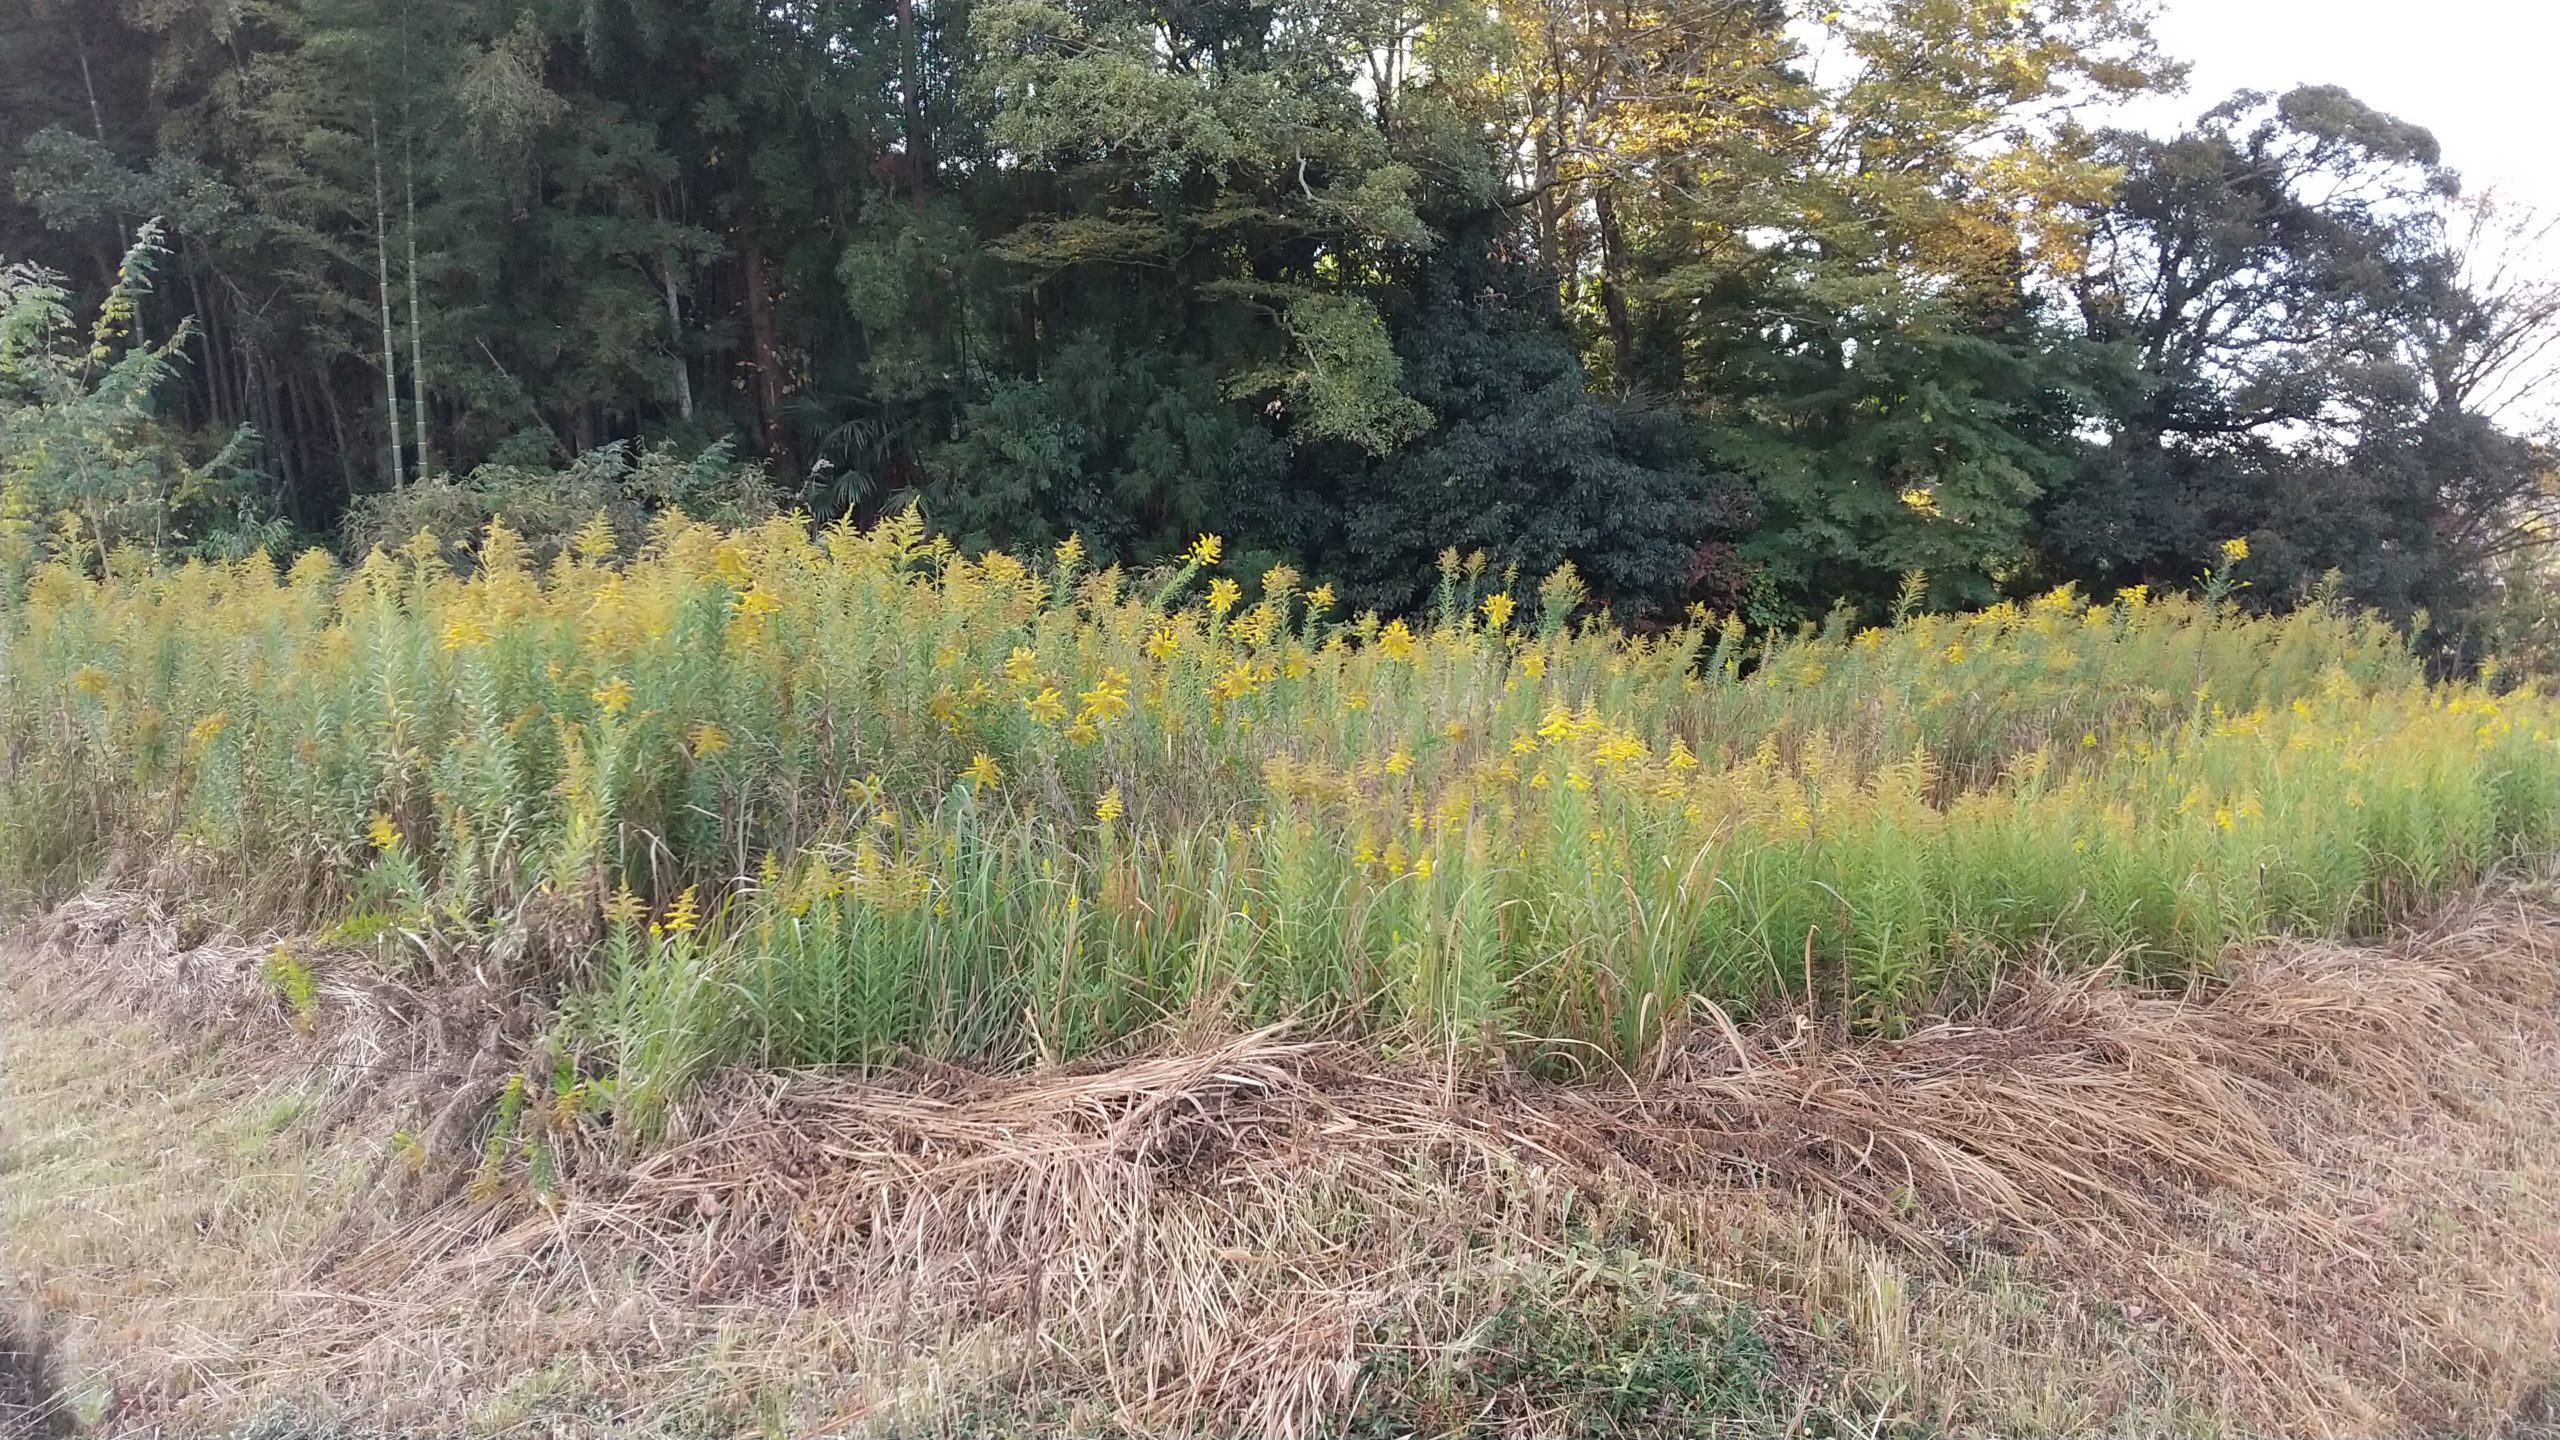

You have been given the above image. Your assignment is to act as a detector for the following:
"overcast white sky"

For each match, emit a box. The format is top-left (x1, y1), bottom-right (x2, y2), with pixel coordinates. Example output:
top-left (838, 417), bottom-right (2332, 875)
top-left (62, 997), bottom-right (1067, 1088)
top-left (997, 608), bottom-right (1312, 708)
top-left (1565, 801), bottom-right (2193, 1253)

top-left (2119, 0), bottom-right (2560, 217)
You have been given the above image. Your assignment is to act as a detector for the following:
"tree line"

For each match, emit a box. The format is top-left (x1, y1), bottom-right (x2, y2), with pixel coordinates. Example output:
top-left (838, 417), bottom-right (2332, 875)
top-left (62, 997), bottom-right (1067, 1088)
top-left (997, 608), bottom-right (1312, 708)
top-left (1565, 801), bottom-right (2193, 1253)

top-left (1, 0), bottom-right (2553, 656)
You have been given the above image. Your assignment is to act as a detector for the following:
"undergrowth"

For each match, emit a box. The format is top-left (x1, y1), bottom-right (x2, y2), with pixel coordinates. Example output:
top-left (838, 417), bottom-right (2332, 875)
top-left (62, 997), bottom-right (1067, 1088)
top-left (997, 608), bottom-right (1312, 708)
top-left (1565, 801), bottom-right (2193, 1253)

top-left (1, 514), bottom-right (2554, 1126)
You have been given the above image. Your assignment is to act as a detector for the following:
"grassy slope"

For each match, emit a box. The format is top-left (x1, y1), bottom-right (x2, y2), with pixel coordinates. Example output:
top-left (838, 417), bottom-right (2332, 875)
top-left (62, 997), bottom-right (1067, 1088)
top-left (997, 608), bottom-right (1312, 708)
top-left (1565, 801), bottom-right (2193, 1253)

top-left (4, 875), bottom-right (2556, 1440)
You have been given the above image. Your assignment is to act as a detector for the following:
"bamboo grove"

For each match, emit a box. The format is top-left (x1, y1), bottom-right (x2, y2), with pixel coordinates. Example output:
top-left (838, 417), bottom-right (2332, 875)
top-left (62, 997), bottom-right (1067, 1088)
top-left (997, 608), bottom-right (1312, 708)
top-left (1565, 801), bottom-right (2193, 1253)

top-left (4, 516), bottom-right (2552, 1120)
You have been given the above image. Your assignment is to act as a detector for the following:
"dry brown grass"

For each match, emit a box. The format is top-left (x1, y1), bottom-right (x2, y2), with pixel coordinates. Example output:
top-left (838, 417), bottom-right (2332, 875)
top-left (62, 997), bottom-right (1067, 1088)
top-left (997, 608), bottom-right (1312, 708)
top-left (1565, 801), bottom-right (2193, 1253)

top-left (5, 871), bottom-right (2556, 1438)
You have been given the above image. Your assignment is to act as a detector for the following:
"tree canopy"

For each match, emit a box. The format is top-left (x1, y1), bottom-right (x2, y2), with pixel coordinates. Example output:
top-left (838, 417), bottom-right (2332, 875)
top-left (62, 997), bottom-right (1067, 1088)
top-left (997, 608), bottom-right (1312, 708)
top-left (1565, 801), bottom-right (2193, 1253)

top-left (1, 0), bottom-right (2550, 652)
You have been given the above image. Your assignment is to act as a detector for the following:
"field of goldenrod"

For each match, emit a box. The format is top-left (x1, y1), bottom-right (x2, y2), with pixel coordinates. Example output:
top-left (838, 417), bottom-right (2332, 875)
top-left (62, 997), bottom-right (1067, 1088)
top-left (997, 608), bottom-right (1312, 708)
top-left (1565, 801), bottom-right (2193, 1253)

top-left (4, 513), bottom-right (2553, 1109)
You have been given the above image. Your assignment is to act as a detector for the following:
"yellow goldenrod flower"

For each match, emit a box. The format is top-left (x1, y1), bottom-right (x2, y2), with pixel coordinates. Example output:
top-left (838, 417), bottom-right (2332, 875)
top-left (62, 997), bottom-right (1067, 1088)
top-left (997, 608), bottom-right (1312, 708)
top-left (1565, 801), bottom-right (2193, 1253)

top-left (366, 813), bottom-right (401, 852)
top-left (2220, 536), bottom-right (2250, 564)
top-left (664, 886), bottom-right (700, 936)
top-left (593, 677), bottom-right (634, 715)
top-left (440, 615), bottom-right (492, 651)
top-left (1480, 592), bottom-right (1515, 631)
top-left (1377, 619), bottom-right (1417, 662)
top-left (572, 511), bottom-right (618, 562)
top-left (962, 752), bottom-right (1001, 792)
top-left (689, 721), bottom-right (730, 757)
top-left (1077, 669), bottom-right (1133, 725)
top-left (1206, 577), bottom-right (1242, 616)
top-left (1094, 786), bottom-right (1124, 824)
top-left (1384, 748), bottom-right (1412, 777)
top-left (1184, 533), bottom-right (1224, 568)
top-left (1306, 583), bottom-right (1336, 615)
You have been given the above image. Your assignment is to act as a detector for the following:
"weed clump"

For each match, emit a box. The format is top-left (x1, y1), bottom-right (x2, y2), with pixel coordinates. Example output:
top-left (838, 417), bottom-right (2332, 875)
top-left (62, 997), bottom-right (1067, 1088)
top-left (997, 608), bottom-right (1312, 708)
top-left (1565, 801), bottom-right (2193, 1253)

top-left (1, 517), bottom-right (2553, 1113)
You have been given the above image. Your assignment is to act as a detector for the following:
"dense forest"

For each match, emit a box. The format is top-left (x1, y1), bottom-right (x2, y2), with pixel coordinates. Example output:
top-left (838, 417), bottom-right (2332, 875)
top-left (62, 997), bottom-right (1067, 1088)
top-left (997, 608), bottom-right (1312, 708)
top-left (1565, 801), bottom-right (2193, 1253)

top-left (1, 0), bottom-right (2553, 653)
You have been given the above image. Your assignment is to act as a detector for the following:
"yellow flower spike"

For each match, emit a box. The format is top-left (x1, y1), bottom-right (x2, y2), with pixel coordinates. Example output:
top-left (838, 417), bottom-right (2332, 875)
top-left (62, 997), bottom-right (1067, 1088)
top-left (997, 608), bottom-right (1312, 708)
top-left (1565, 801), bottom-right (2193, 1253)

top-left (1054, 533), bottom-right (1086, 571)
top-left (440, 614), bottom-right (492, 651)
top-left (1094, 786), bottom-right (1124, 825)
top-left (1076, 668), bottom-right (1133, 725)
top-left (688, 721), bottom-right (730, 757)
top-left (1306, 583), bottom-right (1336, 616)
top-left (71, 665), bottom-right (109, 695)
top-left (664, 886), bottom-right (700, 936)
top-left (366, 813), bottom-right (401, 852)
top-left (2220, 536), bottom-right (2250, 564)
top-left (1377, 619), bottom-right (1416, 662)
top-left (1384, 748), bottom-right (1412, 777)
top-left (1027, 686), bottom-right (1067, 724)
top-left (962, 752), bottom-right (1002, 792)
top-left (1206, 577), bottom-right (1242, 617)
top-left (1480, 592), bottom-right (1515, 631)
top-left (593, 677), bottom-right (634, 715)
top-left (1184, 534), bottom-right (1224, 568)
top-left (572, 511), bottom-right (618, 562)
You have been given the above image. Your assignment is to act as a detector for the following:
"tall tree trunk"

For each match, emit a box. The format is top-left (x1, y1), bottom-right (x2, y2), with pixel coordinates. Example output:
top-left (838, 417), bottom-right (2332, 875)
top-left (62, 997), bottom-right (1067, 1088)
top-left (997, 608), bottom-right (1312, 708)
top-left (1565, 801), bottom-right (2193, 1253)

top-left (739, 221), bottom-right (794, 473)
top-left (661, 256), bottom-right (694, 422)
top-left (321, 373), bottom-right (355, 508)
top-left (183, 260), bottom-right (230, 426)
top-left (371, 112), bottom-right (406, 490)
top-left (895, 0), bottom-right (928, 201)
top-left (265, 353), bottom-right (300, 512)
top-left (1594, 183), bottom-right (1636, 385)
top-left (76, 26), bottom-right (107, 145)
top-left (405, 136), bottom-right (432, 478)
